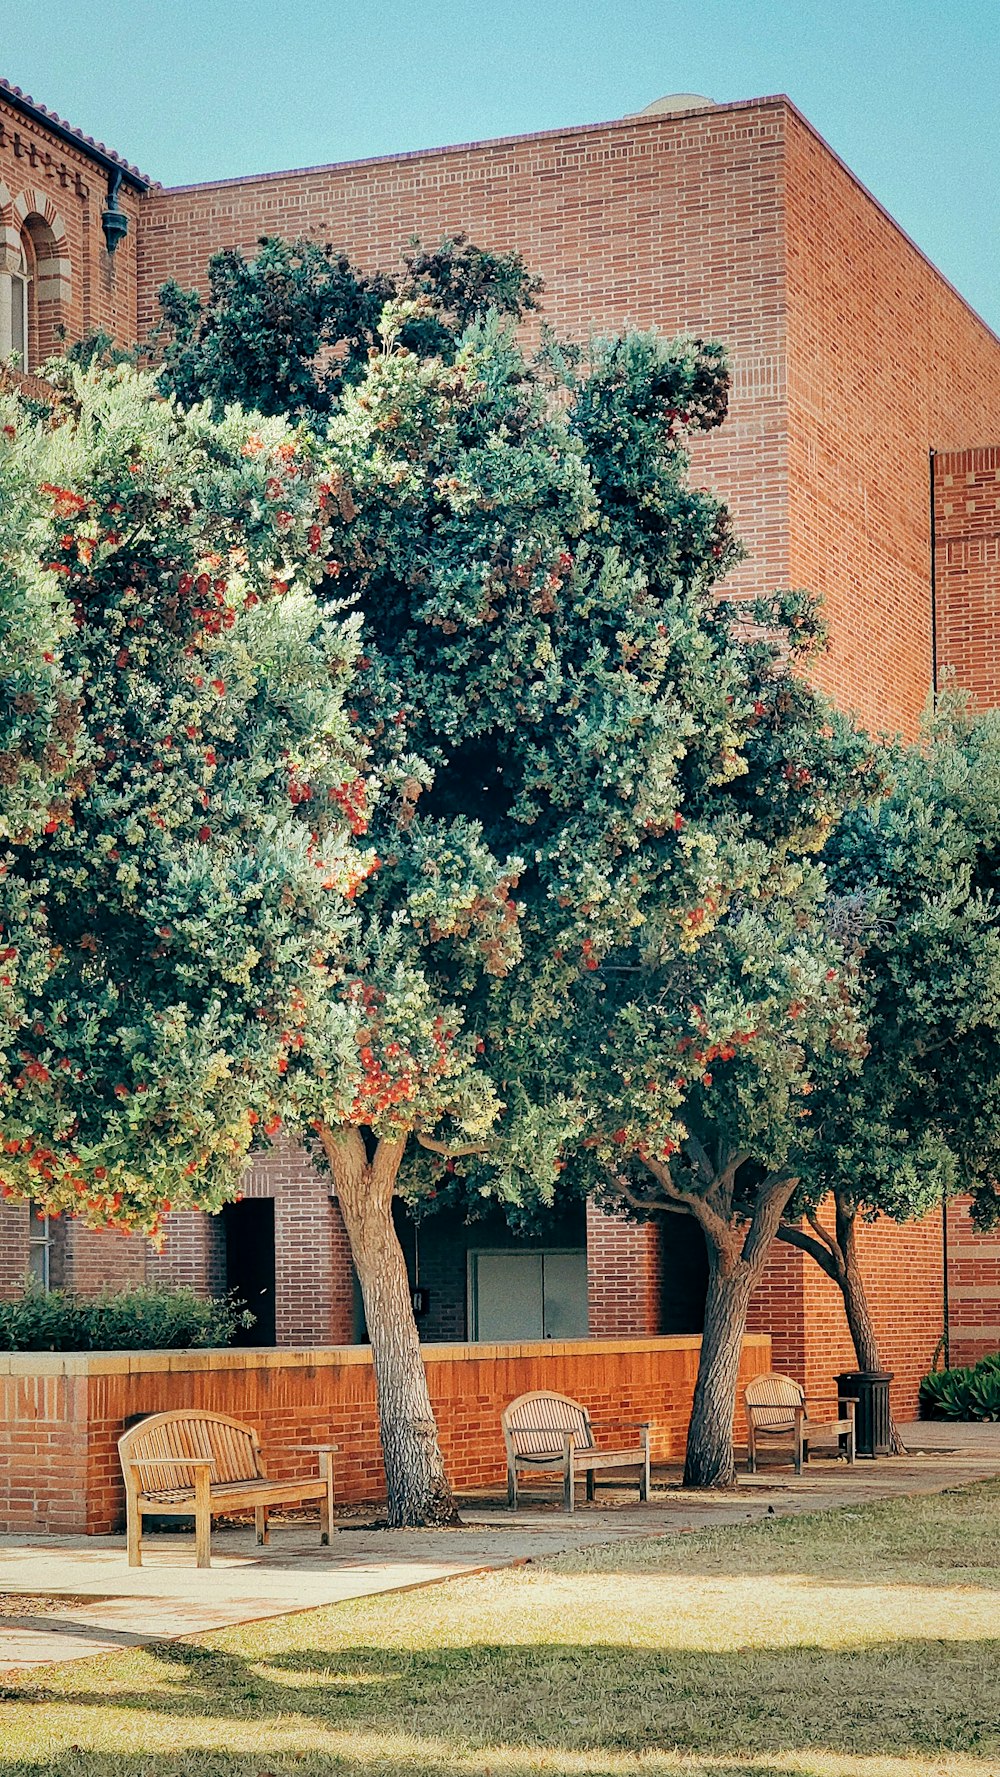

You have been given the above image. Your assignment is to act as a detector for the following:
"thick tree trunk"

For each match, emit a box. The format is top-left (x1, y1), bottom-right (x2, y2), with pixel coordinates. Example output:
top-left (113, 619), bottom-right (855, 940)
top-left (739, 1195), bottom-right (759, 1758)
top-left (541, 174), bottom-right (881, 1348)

top-left (683, 1255), bottom-right (755, 1489)
top-left (680, 1170), bottom-right (799, 1489)
top-left (319, 1127), bottom-right (461, 1527)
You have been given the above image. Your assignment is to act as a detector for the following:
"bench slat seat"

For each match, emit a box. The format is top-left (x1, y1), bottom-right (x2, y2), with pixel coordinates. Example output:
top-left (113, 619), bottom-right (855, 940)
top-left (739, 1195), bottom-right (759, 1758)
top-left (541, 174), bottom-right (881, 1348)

top-left (501, 1390), bottom-right (650, 1512)
top-left (136, 1478), bottom-right (331, 1510)
top-left (118, 1409), bottom-right (337, 1568)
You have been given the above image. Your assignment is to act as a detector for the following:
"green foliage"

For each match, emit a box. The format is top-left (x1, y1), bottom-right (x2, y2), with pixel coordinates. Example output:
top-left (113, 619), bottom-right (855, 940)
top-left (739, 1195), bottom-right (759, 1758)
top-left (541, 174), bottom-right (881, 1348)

top-left (155, 233), bottom-right (541, 422)
top-left (810, 697), bottom-right (1000, 1233)
top-left (0, 1282), bottom-right (252, 1351)
top-left (0, 389), bottom-right (83, 1089)
top-left (0, 364), bottom-right (370, 1234)
top-left (920, 1353), bottom-right (1000, 1421)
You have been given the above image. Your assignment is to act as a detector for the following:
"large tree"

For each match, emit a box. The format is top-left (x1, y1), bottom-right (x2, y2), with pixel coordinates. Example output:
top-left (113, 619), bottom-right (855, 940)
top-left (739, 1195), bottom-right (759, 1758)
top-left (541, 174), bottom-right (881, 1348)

top-left (0, 365), bottom-right (368, 1237)
top-left (777, 700), bottom-right (1000, 1419)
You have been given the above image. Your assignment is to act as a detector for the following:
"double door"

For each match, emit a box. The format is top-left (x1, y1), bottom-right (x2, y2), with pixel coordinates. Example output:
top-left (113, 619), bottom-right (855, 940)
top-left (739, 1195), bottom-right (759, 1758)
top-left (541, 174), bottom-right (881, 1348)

top-left (469, 1248), bottom-right (588, 1341)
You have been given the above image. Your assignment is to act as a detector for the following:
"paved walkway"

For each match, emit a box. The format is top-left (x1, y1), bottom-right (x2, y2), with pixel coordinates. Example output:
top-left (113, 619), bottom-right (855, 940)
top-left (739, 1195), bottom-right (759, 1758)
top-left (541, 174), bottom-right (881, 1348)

top-left (1, 1419), bottom-right (997, 1672)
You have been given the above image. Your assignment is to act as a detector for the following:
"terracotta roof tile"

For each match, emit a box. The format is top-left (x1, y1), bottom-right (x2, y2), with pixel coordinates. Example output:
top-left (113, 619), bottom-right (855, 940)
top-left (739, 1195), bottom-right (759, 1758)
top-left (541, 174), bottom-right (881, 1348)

top-left (0, 78), bottom-right (156, 187)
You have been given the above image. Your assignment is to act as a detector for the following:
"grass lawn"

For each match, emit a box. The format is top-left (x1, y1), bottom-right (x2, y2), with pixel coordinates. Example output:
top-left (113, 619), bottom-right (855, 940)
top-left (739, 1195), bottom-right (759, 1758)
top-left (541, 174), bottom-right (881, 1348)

top-left (2, 1482), bottom-right (999, 1777)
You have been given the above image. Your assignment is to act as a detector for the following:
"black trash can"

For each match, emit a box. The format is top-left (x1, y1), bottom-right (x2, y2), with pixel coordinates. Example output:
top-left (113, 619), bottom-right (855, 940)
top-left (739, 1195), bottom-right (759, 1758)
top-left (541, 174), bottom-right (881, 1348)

top-left (836, 1370), bottom-right (894, 1458)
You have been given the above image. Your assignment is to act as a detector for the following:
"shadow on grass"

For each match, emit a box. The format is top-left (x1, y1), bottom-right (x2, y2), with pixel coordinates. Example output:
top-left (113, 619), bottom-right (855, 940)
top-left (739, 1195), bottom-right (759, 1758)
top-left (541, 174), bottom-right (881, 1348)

top-left (6, 1633), bottom-right (1000, 1761)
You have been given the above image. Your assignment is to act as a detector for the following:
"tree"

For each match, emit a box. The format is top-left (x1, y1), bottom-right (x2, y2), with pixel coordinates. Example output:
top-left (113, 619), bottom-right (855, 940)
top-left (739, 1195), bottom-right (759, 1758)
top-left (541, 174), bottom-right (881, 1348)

top-left (152, 285), bottom-right (770, 1524)
top-left (154, 233), bottom-right (541, 422)
top-left (0, 364), bottom-right (369, 1238)
top-left (777, 700), bottom-right (1000, 1428)
top-left (444, 323), bottom-right (882, 1490)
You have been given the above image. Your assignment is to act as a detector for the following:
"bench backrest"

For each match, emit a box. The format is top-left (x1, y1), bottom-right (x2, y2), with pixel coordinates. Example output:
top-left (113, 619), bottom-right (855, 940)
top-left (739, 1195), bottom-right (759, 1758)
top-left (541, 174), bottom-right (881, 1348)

top-left (118, 1410), bottom-right (263, 1491)
top-left (743, 1372), bottom-right (805, 1432)
top-left (502, 1390), bottom-right (594, 1459)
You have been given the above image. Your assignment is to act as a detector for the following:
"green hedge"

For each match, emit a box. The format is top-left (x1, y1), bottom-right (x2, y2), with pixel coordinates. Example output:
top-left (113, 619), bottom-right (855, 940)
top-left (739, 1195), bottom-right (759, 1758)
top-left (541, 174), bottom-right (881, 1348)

top-left (0, 1284), bottom-right (253, 1352)
top-left (919, 1352), bottom-right (1000, 1422)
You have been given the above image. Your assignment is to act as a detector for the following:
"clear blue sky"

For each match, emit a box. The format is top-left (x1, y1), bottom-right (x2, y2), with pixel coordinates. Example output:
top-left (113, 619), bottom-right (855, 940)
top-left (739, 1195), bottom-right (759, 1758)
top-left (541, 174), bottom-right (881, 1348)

top-left (4, 0), bottom-right (998, 331)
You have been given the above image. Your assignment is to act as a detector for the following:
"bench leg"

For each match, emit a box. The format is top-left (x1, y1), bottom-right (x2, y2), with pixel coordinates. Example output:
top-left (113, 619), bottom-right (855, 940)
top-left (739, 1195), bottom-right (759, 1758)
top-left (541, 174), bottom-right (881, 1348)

top-left (194, 1471), bottom-right (212, 1569)
top-left (255, 1506), bottom-right (269, 1546)
top-left (586, 1467), bottom-right (595, 1503)
top-left (640, 1433), bottom-right (650, 1503)
top-left (747, 1424), bottom-right (756, 1474)
top-left (563, 1449), bottom-right (574, 1513)
top-left (126, 1493), bottom-right (142, 1569)
top-left (320, 1453), bottom-right (335, 1545)
top-left (507, 1462), bottom-right (518, 1511)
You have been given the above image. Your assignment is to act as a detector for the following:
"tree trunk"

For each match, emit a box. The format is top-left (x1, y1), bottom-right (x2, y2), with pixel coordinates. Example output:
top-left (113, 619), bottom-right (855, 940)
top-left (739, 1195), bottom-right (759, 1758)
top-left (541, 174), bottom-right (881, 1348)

top-left (676, 1166), bottom-right (799, 1490)
top-left (835, 1195), bottom-right (906, 1455)
top-left (683, 1253), bottom-right (755, 1489)
top-left (777, 1194), bottom-right (905, 1455)
top-left (319, 1126), bottom-right (461, 1527)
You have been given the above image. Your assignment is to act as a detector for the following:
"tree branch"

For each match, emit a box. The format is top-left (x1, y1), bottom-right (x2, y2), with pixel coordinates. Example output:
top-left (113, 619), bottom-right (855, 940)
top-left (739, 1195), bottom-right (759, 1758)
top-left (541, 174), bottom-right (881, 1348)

top-left (741, 1173), bottom-right (800, 1272)
top-left (614, 1180), bottom-right (693, 1217)
top-left (642, 1154), bottom-right (732, 1252)
top-left (776, 1219), bottom-right (840, 1281)
top-left (415, 1133), bottom-right (491, 1158)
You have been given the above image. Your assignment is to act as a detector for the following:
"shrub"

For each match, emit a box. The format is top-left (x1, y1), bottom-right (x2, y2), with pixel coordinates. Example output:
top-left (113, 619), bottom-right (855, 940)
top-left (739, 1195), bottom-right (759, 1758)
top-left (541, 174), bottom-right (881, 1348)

top-left (919, 1353), bottom-right (1000, 1421)
top-left (0, 1284), bottom-right (253, 1352)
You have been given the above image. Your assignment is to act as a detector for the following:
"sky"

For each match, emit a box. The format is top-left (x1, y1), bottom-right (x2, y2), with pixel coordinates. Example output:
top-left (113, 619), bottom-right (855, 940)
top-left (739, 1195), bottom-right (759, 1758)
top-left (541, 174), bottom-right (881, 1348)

top-left (3, 0), bottom-right (998, 331)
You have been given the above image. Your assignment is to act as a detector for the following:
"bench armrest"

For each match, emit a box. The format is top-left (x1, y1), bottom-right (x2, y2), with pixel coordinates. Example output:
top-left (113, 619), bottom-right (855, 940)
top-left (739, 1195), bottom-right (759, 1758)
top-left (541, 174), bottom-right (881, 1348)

top-left (289, 1443), bottom-right (340, 1453)
top-left (835, 1398), bottom-right (857, 1421)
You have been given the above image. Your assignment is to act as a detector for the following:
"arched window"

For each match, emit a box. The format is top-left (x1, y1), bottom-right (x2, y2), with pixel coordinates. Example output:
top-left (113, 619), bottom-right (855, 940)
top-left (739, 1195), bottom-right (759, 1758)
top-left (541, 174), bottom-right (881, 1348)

top-left (0, 234), bottom-right (31, 371)
top-left (10, 235), bottom-right (29, 370)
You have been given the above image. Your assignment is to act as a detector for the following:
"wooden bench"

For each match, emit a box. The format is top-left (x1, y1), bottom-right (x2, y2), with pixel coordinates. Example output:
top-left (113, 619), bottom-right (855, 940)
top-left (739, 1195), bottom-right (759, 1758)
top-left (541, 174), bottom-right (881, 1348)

top-left (743, 1372), bottom-right (856, 1475)
top-left (118, 1409), bottom-right (337, 1568)
top-left (501, 1389), bottom-right (650, 1512)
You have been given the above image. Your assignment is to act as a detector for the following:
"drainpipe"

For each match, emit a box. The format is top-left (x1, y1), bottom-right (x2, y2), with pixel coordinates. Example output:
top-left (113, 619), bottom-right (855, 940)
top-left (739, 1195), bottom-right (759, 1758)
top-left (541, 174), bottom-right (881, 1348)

top-left (930, 447), bottom-right (951, 1368)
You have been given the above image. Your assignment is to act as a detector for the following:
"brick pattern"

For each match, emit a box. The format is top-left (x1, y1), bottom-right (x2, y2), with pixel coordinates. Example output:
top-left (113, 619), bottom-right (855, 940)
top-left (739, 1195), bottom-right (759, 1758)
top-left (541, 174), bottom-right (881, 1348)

top-left (784, 111), bottom-right (1000, 741)
top-left (0, 97), bottom-right (139, 368)
top-left (586, 1201), bottom-right (663, 1335)
top-left (748, 1203), bottom-right (943, 1419)
top-left (946, 1195), bottom-right (1000, 1364)
top-left (933, 448), bottom-right (1000, 708)
top-left (0, 1333), bottom-right (771, 1534)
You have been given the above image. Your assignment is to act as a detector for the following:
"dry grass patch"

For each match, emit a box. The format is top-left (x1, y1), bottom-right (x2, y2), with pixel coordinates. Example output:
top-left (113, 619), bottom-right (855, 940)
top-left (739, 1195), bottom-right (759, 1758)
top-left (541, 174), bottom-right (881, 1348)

top-left (1, 1483), bottom-right (998, 1777)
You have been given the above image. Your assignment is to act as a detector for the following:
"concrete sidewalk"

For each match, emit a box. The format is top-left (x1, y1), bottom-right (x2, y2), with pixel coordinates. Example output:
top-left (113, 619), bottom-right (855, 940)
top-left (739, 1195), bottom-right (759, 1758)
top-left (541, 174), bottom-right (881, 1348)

top-left (1, 1419), bottom-right (997, 1672)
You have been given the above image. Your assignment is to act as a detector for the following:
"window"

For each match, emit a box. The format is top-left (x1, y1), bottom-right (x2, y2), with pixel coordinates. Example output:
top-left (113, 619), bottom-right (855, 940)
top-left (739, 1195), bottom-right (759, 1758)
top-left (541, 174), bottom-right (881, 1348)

top-left (2, 237), bottom-right (30, 372)
top-left (10, 239), bottom-right (28, 369)
top-left (27, 1201), bottom-right (51, 1290)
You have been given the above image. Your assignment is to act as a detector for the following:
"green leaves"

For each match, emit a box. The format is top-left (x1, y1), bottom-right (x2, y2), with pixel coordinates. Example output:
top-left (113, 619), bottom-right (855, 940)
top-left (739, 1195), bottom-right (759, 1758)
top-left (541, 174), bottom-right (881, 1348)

top-left (0, 367), bottom-right (367, 1233)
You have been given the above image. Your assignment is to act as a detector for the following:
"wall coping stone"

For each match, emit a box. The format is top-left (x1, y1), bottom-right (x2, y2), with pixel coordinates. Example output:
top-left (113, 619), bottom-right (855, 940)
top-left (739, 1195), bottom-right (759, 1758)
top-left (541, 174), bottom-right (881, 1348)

top-left (0, 1333), bottom-right (771, 1378)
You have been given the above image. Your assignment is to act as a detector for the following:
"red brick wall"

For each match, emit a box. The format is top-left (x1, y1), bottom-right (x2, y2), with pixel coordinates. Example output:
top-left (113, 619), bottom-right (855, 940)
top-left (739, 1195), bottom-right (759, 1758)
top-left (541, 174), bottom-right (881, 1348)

top-left (0, 97), bottom-right (140, 365)
top-left (933, 447), bottom-right (1000, 708)
top-left (586, 1201), bottom-right (663, 1336)
top-left (137, 99), bottom-right (791, 610)
top-left (946, 1195), bottom-right (1000, 1365)
top-left (748, 1203), bottom-right (943, 1420)
top-left (784, 110), bottom-right (1000, 740)
top-left (0, 1332), bottom-right (771, 1534)
top-left (0, 1199), bottom-right (30, 1296)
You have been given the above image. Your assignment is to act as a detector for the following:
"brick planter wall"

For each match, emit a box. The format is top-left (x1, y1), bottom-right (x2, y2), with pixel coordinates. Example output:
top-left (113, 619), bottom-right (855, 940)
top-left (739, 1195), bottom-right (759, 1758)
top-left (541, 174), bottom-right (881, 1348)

top-left (0, 1332), bottom-right (770, 1535)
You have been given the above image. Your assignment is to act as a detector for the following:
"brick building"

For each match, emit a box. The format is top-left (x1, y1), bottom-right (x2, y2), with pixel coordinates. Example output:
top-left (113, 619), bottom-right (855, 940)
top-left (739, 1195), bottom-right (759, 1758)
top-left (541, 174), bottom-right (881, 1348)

top-left (2, 78), bottom-right (1000, 1409)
